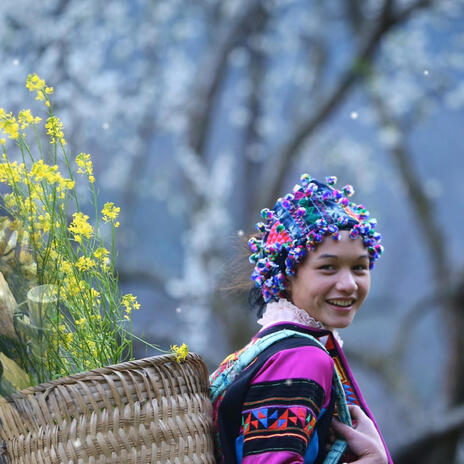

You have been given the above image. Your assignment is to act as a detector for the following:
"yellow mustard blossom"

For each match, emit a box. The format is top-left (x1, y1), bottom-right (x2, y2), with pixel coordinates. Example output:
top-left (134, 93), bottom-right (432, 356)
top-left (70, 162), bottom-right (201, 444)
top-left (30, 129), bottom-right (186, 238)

top-left (56, 177), bottom-right (75, 199)
top-left (37, 212), bottom-right (51, 233)
top-left (64, 332), bottom-right (74, 348)
top-left (75, 317), bottom-right (86, 327)
top-left (68, 212), bottom-right (93, 243)
top-left (90, 288), bottom-right (100, 299)
top-left (101, 202), bottom-right (120, 227)
top-left (121, 293), bottom-right (140, 316)
top-left (26, 73), bottom-right (45, 92)
top-left (57, 324), bottom-right (74, 349)
top-left (29, 159), bottom-right (58, 182)
top-left (90, 288), bottom-right (101, 306)
top-left (59, 259), bottom-right (73, 276)
top-left (45, 116), bottom-right (66, 145)
top-left (0, 109), bottom-right (19, 140)
top-left (64, 275), bottom-right (87, 297)
top-left (18, 109), bottom-right (41, 130)
top-left (94, 247), bottom-right (110, 269)
top-left (171, 343), bottom-right (189, 363)
top-left (75, 152), bottom-right (95, 183)
top-left (94, 247), bottom-right (109, 261)
top-left (26, 73), bottom-right (53, 102)
top-left (0, 160), bottom-right (26, 185)
top-left (76, 255), bottom-right (96, 272)
top-left (3, 193), bottom-right (16, 209)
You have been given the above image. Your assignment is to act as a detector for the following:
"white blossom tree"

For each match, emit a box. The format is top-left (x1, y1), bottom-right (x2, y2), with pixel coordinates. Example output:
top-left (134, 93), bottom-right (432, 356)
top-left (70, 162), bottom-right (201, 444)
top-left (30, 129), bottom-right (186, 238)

top-left (0, 0), bottom-right (463, 459)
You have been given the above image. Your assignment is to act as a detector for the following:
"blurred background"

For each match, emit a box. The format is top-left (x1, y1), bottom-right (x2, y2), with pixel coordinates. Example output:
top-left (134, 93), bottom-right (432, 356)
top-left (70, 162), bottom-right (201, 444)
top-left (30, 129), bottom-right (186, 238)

top-left (0, 0), bottom-right (463, 461)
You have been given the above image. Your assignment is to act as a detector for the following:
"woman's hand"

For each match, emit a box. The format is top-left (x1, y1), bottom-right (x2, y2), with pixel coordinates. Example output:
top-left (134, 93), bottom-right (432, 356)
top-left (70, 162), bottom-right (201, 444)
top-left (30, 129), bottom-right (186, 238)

top-left (331, 405), bottom-right (387, 464)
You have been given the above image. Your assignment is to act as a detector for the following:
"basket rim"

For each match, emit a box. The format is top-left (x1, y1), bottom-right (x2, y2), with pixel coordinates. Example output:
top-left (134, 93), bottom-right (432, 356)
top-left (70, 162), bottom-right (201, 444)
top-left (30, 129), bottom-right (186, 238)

top-left (0, 352), bottom-right (203, 400)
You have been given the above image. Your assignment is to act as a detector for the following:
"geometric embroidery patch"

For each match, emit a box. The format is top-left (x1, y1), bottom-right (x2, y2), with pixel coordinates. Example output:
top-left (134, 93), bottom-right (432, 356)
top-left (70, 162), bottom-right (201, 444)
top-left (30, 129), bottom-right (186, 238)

top-left (242, 405), bottom-right (316, 441)
top-left (241, 405), bottom-right (317, 456)
top-left (240, 377), bottom-right (324, 457)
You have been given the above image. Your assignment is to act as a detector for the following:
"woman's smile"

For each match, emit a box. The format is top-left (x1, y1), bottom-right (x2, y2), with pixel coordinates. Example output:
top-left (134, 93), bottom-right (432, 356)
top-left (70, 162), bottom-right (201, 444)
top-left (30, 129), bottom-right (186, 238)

top-left (326, 298), bottom-right (356, 309)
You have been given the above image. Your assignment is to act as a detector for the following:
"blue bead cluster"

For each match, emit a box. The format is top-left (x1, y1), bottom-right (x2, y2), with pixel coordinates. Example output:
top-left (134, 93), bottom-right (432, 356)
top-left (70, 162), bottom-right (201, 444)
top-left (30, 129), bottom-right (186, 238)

top-left (249, 174), bottom-right (384, 303)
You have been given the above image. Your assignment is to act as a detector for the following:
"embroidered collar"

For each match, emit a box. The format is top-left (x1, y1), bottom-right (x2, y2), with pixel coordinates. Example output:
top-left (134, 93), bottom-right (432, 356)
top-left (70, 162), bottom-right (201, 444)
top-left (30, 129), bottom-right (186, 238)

top-left (257, 298), bottom-right (344, 347)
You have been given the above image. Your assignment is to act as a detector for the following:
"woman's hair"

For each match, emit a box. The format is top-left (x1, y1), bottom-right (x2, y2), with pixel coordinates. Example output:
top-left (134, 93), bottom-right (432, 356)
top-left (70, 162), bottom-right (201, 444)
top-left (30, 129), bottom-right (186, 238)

top-left (222, 231), bottom-right (291, 319)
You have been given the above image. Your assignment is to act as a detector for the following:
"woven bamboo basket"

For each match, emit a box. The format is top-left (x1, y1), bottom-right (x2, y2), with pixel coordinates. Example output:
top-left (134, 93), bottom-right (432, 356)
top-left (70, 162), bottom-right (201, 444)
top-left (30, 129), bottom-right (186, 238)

top-left (0, 353), bottom-right (215, 464)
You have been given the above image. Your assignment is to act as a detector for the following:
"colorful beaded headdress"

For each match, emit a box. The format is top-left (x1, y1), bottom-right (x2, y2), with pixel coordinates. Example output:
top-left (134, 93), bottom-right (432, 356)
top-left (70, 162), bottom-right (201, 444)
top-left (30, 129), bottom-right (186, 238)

top-left (248, 174), bottom-right (384, 303)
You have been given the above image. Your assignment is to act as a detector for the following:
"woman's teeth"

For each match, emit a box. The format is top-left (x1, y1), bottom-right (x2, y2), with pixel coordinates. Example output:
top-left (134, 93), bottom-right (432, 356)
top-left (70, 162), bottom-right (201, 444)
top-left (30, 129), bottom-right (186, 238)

top-left (327, 299), bottom-right (354, 307)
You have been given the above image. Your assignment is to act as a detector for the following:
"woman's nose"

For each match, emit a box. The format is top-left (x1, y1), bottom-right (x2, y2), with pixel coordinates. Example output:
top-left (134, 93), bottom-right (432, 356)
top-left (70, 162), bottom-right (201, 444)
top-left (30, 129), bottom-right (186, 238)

top-left (335, 270), bottom-right (357, 293)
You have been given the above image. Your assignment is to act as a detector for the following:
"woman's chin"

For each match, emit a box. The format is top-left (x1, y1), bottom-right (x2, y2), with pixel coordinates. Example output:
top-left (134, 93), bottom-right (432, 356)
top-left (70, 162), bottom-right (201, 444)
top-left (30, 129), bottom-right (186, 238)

top-left (324, 313), bottom-right (356, 329)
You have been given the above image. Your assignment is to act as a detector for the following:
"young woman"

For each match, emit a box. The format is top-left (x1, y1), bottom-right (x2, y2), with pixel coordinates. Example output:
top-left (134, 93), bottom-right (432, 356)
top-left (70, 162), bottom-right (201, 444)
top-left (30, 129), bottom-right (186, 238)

top-left (210, 174), bottom-right (392, 464)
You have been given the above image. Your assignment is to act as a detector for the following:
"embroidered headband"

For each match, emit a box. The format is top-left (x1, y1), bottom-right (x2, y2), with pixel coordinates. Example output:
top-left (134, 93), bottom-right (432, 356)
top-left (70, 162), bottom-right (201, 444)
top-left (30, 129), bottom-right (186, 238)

top-left (248, 174), bottom-right (384, 303)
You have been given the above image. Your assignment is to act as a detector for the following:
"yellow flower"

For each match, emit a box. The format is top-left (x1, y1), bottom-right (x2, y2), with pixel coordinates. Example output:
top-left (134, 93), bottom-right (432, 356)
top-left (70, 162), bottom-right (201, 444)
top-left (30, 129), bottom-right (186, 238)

top-left (75, 317), bottom-right (86, 327)
top-left (76, 255), bottom-right (96, 271)
top-left (45, 116), bottom-right (66, 145)
top-left (26, 74), bottom-right (53, 103)
top-left (76, 153), bottom-right (95, 183)
top-left (65, 332), bottom-right (74, 347)
top-left (171, 343), bottom-right (189, 363)
top-left (0, 109), bottom-right (19, 140)
top-left (68, 212), bottom-right (93, 243)
top-left (30, 159), bottom-right (59, 183)
top-left (101, 202), bottom-right (120, 226)
top-left (64, 275), bottom-right (87, 297)
top-left (0, 161), bottom-right (26, 186)
top-left (18, 109), bottom-right (41, 129)
top-left (60, 259), bottom-right (73, 275)
top-left (37, 212), bottom-right (51, 233)
top-left (94, 247), bottom-right (110, 269)
top-left (90, 288), bottom-right (100, 299)
top-left (121, 293), bottom-right (140, 316)
top-left (90, 288), bottom-right (101, 306)
top-left (94, 247), bottom-right (109, 261)
top-left (57, 177), bottom-right (75, 198)
top-left (26, 73), bottom-right (45, 92)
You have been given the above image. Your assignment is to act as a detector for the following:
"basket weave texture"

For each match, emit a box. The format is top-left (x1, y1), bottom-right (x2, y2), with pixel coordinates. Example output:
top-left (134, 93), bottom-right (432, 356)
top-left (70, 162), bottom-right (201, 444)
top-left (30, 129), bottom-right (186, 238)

top-left (0, 353), bottom-right (215, 464)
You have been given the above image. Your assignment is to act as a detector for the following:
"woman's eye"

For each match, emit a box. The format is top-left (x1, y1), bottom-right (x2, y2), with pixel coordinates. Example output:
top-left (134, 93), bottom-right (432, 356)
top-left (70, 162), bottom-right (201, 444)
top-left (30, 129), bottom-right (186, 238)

top-left (319, 264), bottom-right (335, 270)
top-left (353, 264), bottom-right (368, 271)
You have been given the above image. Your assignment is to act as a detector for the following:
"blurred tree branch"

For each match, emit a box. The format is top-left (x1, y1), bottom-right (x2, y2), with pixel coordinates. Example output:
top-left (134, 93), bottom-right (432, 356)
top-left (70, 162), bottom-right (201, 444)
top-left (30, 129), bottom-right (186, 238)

top-left (188, 0), bottom-right (268, 158)
top-left (260, 0), bottom-right (435, 209)
top-left (368, 91), bottom-right (449, 283)
top-left (117, 267), bottom-right (168, 296)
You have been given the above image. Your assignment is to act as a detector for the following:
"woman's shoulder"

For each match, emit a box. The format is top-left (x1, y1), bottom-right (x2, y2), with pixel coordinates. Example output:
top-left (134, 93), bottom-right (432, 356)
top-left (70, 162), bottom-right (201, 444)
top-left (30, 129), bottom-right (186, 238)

top-left (260, 342), bottom-right (334, 373)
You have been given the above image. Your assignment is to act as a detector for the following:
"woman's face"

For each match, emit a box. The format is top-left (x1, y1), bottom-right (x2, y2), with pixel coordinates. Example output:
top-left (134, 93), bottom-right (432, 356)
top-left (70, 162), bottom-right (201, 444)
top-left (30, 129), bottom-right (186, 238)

top-left (287, 230), bottom-right (371, 329)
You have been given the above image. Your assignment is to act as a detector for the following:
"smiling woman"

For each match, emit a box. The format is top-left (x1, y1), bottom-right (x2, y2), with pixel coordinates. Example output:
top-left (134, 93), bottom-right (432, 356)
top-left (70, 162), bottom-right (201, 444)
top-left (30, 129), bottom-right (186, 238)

top-left (288, 230), bottom-right (371, 330)
top-left (210, 174), bottom-right (392, 464)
